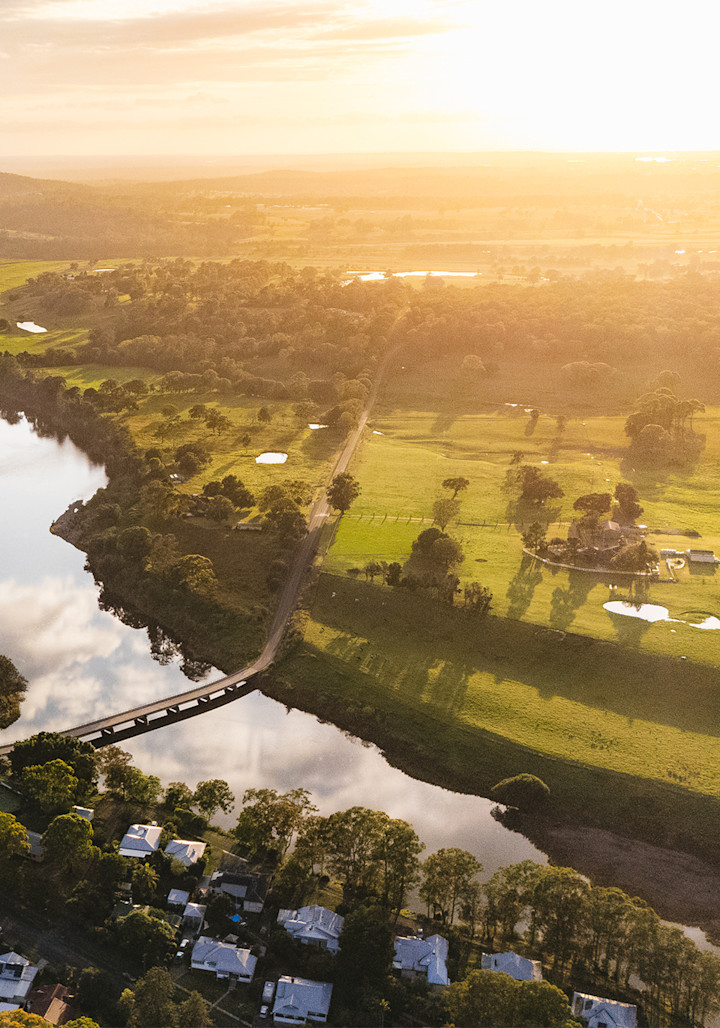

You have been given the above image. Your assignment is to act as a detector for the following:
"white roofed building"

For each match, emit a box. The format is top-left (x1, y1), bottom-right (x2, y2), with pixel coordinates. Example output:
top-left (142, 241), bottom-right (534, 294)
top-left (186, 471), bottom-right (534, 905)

top-left (278, 905), bottom-right (344, 953)
top-left (118, 823), bottom-right (162, 858)
top-left (191, 936), bottom-right (256, 982)
top-left (272, 976), bottom-right (333, 1024)
top-left (572, 992), bottom-right (637, 1028)
top-left (0, 951), bottom-right (39, 1007)
top-left (393, 935), bottom-right (450, 987)
top-left (481, 951), bottom-right (542, 981)
top-left (165, 839), bottom-right (206, 867)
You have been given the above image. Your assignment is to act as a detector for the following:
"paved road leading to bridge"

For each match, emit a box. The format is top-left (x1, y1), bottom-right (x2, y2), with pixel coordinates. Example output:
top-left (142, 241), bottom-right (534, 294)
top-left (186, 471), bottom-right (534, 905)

top-left (0, 344), bottom-right (397, 753)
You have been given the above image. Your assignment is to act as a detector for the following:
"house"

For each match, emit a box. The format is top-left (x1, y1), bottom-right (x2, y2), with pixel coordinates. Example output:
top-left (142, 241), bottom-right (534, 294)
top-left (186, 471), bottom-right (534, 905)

top-left (167, 888), bottom-right (190, 911)
top-left (271, 976), bottom-right (333, 1025)
top-left (191, 936), bottom-right (256, 982)
top-left (165, 839), bottom-right (206, 867)
top-left (209, 870), bottom-right (269, 913)
top-left (481, 951), bottom-right (542, 982)
top-left (118, 823), bottom-right (162, 858)
top-left (0, 951), bottom-right (40, 1007)
top-left (183, 902), bottom-right (207, 933)
top-left (26, 983), bottom-right (74, 1025)
top-left (571, 992), bottom-right (637, 1028)
top-left (393, 935), bottom-right (450, 987)
top-left (278, 905), bottom-right (345, 953)
top-left (72, 805), bottom-right (94, 821)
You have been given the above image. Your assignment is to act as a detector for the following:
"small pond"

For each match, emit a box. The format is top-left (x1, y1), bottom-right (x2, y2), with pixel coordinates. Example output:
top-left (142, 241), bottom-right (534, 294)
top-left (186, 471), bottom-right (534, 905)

top-left (16, 322), bottom-right (47, 333)
top-left (255, 452), bottom-right (288, 464)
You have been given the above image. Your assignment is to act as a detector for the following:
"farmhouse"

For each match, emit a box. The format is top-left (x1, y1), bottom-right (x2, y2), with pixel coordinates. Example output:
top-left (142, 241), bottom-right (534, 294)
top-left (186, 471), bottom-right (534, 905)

top-left (571, 992), bottom-right (637, 1028)
top-left (118, 823), bottom-right (162, 858)
top-left (191, 936), bottom-right (257, 982)
top-left (481, 951), bottom-right (542, 982)
top-left (278, 905), bottom-right (344, 953)
top-left (271, 976), bottom-right (333, 1025)
top-left (393, 934), bottom-right (450, 987)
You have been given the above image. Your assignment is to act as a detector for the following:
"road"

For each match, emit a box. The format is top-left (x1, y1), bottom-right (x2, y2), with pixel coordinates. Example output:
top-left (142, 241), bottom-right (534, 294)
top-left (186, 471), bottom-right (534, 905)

top-left (0, 345), bottom-right (397, 754)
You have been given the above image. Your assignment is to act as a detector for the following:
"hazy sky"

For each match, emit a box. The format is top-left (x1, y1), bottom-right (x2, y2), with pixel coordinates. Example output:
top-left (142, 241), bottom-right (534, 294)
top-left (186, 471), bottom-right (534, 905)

top-left (3, 0), bottom-right (719, 156)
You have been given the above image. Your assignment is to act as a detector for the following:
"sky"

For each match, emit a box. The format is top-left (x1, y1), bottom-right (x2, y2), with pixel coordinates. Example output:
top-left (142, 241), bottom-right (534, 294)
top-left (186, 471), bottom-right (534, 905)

top-left (3, 0), bottom-right (720, 156)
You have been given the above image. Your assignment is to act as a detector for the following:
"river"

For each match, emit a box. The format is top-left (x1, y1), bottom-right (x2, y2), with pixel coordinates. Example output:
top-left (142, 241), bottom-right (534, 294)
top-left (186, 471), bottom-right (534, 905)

top-left (0, 413), bottom-right (545, 873)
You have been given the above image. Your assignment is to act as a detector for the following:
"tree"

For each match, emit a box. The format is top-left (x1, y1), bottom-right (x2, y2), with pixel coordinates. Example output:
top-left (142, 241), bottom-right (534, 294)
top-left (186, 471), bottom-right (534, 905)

top-left (518, 466), bottom-right (564, 505)
top-left (116, 911), bottom-right (177, 968)
top-left (167, 554), bottom-right (218, 592)
top-left (445, 970), bottom-right (574, 1028)
top-left (206, 494), bottom-right (234, 522)
top-left (164, 781), bottom-right (193, 810)
top-left (194, 779), bottom-right (234, 819)
top-left (0, 812), bottom-right (29, 866)
top-left (122, 967), bottom-right (178, 1028)
top-left (442, 476), bottom-right (470, 498)
top-left (432, 497), bottom-right (460, 531)
top-left (43, 812), bottom-right (93, 871)
top-left (96, 746), bottom-right (133, 797)
top-left (613, 482), bottom-right (643, 523)
top-left (10, 733), bottom-right (97, 795)
top-left (327, 473), bottom-right (361, 513)
top-left (257, 406), bottom-right (272, 424)
top-left (178, 992), bottom-right (211, 1028)
top-left (377, 818), bottom-right (424, 915)
top-left (263, 495), bottom-right (307, 540)
top-left (337, 903), bottom-right (394, 1005)
top-left (491, 774), bottom-right (550, 811)
top-left (461, 354), bottom-right (485, 376)
top-left (0, 655), bottom-right (27, 729)
top-left (463, 582), bottom-right (493, 616)
top-left (573, 492), bottom-right (611, 517)
top-left (124, 767), bottom-right (162, 806)
top-left (522, 522), bottom-right (547, 553)
top-left (420, 848), bottom-right (482, 924)
top-left (132, 862), bottom-right (159, 904)
top-left (235, 788), bottom-right (316, 860)
top-left (21, 758), bottom-right (78, 813)
top-left (609, 539), bottom-right (658, 573)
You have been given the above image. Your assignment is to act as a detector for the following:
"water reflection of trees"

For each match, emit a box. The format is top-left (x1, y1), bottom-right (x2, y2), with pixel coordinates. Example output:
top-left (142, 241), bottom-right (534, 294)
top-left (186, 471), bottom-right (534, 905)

top-left (99, 589), bottom-right (212, 681)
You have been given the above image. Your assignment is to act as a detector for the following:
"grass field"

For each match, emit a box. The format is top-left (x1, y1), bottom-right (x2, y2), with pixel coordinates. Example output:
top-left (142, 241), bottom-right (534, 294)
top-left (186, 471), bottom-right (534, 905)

top-left (274, 572), bottom-right (720, 854)
top-left (324, 405), bottom-right (720, 667)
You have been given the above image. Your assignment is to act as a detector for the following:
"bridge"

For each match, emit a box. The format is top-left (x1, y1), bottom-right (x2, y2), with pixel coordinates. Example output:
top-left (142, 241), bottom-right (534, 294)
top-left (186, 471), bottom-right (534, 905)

top-left (0, 343), bottom-right (397, 754)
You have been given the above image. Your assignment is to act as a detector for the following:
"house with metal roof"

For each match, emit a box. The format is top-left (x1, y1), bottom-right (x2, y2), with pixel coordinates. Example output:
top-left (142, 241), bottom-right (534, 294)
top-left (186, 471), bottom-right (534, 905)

top-left (209, 870), bottom-right (269, 913)
top-left (191, 936), bottom-right (257, 982)
top-left (271, 976), bottom-right (333, 1024)
top-left (118, 823), bottom-right (162, 858)
top-left (0, 951), bottom-right (39, 1008)
top-left (278, 905), bottom-right (345, 953)
top-left (393, 934), bottom-right (450, 987)
top-left (164, 839), bottom-right (206, 867)
top-left (481, 951), bottom-right (542, 982)
top-left (572, 992), bottom-right (637, 1028)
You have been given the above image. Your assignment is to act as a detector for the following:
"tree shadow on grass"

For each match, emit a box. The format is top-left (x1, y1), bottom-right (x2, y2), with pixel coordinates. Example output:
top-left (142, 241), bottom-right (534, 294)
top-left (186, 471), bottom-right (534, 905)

top-left (549, 573), bottom-right (595, 631)
top-left (506, 554), bottom-right (543, 620)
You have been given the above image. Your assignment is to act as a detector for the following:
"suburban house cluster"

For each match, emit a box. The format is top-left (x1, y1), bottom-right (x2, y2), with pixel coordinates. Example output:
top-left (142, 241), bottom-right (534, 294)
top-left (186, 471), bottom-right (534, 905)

top-left (482, 951), bottom-right (637, 1028)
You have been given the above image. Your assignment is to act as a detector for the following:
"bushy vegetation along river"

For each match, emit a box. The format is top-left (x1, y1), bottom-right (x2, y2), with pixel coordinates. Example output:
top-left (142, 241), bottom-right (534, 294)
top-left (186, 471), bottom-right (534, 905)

top-left (0, 413), bottom-right (545, 873)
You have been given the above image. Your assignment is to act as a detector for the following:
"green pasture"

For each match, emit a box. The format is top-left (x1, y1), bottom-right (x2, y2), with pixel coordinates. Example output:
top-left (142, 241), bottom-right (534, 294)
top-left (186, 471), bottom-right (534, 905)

top-left (301, 573), bottom-right (720, 795)
top-left (325, 408), bottom-right (720, 666)
top-left (0, 260), bottom-right (72, 292)
top-left (279, 573), bottom-right (720, 851)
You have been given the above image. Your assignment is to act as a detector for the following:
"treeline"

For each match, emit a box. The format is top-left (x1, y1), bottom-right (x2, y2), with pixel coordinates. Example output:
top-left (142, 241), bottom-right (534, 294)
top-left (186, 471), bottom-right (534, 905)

top-left (0, 355), bottom-right (268, 671)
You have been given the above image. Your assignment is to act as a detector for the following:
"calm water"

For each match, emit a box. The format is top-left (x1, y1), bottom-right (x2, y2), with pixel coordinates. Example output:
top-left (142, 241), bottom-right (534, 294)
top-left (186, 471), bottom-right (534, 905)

top-left (0, 414), bottom-right (544, 872)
